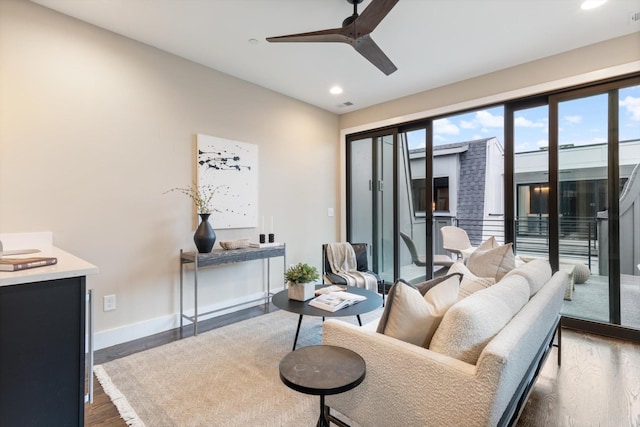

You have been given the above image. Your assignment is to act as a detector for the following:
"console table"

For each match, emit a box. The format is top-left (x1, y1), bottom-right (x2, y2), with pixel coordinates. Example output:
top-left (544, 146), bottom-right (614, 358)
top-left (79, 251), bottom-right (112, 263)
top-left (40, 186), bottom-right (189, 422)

top-left (180, 244), bottom-right (286, 335)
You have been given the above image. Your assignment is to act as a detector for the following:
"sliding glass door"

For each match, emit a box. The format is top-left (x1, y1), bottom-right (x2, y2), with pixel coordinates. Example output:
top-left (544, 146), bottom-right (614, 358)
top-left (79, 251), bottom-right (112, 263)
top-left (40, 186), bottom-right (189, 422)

top-left (347, 132), bottom-right (395, 283)
top-left (618, 84), bottom-right (640, 329)
top-left (346, 74), bottom-right (639, 338)
top-left (550, 78), bottom-right (640, 331)
top-left (554, 91), bottom-right (610, 322)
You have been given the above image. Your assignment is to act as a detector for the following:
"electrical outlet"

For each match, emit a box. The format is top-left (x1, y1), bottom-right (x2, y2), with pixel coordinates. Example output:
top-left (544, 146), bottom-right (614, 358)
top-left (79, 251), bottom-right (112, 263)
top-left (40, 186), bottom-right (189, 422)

top-left (104, 294), bottom-right (116, 311)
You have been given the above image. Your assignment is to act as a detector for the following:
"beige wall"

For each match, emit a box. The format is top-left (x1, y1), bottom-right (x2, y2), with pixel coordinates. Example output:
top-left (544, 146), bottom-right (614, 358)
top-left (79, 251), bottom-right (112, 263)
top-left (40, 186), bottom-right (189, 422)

top-left (0, 0), bottom-right (340, 347)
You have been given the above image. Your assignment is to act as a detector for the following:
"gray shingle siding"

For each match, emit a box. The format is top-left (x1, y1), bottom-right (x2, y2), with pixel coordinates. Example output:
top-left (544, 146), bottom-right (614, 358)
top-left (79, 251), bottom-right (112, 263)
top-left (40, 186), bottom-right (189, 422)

top-left (457, 139), bottom-right (488, 245)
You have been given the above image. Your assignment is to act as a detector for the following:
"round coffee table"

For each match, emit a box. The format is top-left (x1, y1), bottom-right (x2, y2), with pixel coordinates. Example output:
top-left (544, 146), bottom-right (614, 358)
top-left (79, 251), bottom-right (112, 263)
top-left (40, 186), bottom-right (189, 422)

top-left (279, 345), bottom-right (365, 427)
top-left (272, 285), bottom-right (382, 350)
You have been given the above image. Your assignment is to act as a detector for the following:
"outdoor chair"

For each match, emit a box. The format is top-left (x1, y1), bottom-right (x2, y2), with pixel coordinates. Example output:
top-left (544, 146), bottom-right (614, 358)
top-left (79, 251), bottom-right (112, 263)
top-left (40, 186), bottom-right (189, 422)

top-left (399, 231), bottom-right (454, 273)
top-left (441, 226), bottom-right (477, 262)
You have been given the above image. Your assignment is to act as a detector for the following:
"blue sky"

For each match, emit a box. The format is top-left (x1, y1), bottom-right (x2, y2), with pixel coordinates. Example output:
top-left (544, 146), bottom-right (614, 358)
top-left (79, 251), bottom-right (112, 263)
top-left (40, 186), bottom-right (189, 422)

top-left (408, 84), bottom-right (640, 152)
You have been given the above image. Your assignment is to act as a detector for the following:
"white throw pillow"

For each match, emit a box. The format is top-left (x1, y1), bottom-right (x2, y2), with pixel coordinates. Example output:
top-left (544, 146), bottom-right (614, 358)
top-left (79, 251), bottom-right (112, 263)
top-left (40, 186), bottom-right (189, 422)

top-left (448, 261), bottom-right (496, 300)
top-left (466, 240), bottom-right (515, 281)
top-left (376, 275), bottom-right (461, 347)
top-left (429, 274), bottom-right (530, 364)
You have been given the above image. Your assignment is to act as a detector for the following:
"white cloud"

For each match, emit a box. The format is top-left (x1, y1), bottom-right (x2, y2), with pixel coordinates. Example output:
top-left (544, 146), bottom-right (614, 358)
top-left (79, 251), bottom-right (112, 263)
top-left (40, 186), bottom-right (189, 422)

top-left (564, 115), bottom-right (582, 124)
top-left (515, 116), bottom-right (545, 128)
top-left (620, 95), bottom-right (640, 121)
top-left (434, 118), bottom-right (459, 135)
top-left (475, 110), bottom-right (504, 128)
top-left (456, 110), bottom-right (504, 130)
top-left (536, 139), bottom-right (549, 148)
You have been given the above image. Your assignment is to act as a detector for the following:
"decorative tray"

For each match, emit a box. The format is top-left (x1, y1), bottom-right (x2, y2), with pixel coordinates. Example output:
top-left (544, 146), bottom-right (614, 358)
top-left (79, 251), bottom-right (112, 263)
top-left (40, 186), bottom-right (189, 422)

top-left (219, 239), bottom-right (250, 250)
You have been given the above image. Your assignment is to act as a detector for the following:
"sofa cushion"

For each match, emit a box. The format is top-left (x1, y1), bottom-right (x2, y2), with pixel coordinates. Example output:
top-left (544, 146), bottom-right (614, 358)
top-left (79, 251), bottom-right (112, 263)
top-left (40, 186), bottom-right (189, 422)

top-left (448, 261), bottom-right (496, 300)
top-left (376, 274), bottom-right (461, 347)
top-left (504, 258), bottom-right (552, 296)
top-left (429, 274), bottom-right (530, 364)
top-left (466, 240), bottom-right (515, 281)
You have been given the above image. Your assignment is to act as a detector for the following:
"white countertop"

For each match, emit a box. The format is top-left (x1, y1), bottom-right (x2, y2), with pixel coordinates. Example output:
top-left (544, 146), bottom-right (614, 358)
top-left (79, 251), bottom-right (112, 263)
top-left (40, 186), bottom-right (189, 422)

top-left (0, 246), bottom-right (98, 287)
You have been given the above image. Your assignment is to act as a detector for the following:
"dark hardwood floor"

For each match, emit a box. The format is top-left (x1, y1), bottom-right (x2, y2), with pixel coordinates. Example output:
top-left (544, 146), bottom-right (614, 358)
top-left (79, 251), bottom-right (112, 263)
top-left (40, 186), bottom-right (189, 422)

top-left (85, 304), bottom-right (279, 426)
top-left (85, 307), bottom-right (640, 427)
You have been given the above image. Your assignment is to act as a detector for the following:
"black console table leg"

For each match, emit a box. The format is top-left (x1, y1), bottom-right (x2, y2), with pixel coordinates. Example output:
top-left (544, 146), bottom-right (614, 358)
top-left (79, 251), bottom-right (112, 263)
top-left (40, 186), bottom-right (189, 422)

top-left (293, 315), bottom-right (303, 351)
top-left (356, 314), bottom-right (362, 326)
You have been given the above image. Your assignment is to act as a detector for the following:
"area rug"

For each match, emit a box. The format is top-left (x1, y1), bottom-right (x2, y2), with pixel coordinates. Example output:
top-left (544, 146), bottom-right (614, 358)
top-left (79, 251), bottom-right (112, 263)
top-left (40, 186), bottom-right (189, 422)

top-left (94, 308), bottom-right (382, 427)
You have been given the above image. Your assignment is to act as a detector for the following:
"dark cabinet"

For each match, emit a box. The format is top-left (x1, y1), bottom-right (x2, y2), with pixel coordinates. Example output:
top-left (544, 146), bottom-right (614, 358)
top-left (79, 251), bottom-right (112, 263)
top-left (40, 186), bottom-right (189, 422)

top-left (0, 276), bottom-right (86, 426)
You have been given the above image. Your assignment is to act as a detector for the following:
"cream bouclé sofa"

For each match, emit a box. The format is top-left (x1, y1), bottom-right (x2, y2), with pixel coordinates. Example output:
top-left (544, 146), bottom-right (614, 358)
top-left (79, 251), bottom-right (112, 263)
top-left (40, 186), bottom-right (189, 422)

top-left (322, 260), bottom-right (568, 427)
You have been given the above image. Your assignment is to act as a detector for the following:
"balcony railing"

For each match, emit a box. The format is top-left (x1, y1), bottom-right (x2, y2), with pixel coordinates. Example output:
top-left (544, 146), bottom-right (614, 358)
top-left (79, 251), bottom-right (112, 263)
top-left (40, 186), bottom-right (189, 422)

top-left (450, 216), bottom-right (597, 269)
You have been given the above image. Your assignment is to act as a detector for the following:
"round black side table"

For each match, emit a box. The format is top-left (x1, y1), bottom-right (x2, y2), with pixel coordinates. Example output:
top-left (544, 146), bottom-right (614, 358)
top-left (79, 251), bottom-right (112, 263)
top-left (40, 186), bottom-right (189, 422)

top-left (279, 345), bottom-right (366, 427)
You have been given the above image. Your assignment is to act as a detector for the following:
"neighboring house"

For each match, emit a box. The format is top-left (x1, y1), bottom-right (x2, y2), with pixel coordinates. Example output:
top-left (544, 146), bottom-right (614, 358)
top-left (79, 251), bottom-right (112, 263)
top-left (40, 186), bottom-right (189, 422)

top-left (515, 139), bottom-right (640, 236)
top-left (405, 137), bottom-right (505, 245)
top-left (404, 138), bottom-right (640, 252)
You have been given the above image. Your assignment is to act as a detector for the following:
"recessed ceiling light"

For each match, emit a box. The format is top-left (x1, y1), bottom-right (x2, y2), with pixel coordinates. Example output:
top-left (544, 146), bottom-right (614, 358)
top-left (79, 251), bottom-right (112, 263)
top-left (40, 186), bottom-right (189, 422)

top-left (248, 38), bottom-right (259, 45)
top-left (580, 0), bottom-right (607, 10)
top-left (330, 86), bottom-right (343, 95)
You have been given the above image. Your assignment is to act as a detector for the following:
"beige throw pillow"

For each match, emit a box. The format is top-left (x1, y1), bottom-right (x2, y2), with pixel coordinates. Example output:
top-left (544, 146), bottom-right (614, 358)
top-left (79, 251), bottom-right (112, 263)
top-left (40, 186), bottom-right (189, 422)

top-left (466, 240), bottom-right (515, 281)
top-left (477, 235), bottom-right (499, 250)
top-left (448, 261), bottom-right (496, 300)
top-left (376, 274), bottom-right (461, 347)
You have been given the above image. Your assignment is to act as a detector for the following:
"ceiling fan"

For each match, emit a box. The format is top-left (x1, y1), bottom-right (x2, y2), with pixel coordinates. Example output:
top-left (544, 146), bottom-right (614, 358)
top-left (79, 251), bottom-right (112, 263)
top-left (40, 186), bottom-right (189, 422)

top-left (266, 0), bottom-right (399, 75)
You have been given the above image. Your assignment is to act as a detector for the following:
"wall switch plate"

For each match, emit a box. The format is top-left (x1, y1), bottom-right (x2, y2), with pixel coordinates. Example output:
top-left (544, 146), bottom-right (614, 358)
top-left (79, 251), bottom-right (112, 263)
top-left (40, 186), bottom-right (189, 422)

top-left (328, 208), bottom-right (334, 217)
top-left (104, 294), bottom-right (116, 311)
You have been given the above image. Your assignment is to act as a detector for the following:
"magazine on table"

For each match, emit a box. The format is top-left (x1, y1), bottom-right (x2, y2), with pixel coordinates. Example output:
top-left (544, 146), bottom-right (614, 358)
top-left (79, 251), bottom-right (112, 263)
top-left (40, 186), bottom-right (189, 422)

top-left (308, 291), bottom-right (366, 312)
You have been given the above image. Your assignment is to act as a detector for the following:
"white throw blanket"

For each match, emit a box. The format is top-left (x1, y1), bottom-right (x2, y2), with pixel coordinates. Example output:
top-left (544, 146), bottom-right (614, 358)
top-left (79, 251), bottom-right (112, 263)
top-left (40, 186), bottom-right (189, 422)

top-left (326, 242), bottom-right (378, 292)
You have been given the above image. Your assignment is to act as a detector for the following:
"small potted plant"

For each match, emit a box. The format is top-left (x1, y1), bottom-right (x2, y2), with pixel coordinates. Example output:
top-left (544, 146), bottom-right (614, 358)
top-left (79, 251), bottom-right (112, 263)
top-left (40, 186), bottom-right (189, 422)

top-left (285, 262), bottom-right (320, 301)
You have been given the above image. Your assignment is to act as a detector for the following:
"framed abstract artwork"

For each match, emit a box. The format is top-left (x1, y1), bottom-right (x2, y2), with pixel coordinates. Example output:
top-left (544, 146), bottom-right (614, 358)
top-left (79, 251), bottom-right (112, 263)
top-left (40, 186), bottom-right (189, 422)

top-left (196, 134), bottom-right (258, 229)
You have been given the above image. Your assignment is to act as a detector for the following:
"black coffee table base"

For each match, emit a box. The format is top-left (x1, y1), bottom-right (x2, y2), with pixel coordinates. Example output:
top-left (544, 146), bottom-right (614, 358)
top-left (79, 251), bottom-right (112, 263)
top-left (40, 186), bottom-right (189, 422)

top-left (291, 313), bottom-right (363, 352)
top-left (279, 345), bottom-right (366, 427)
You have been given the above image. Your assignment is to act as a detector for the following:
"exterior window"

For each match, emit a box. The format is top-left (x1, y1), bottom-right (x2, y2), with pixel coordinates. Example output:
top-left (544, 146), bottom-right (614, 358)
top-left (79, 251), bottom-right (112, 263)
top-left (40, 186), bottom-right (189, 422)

top-left (434, 177), bottom-right (449, 211)
top-left (529, 184), bottom-right (549, 215)
top-left (411, 179), bottom-right (427, 213)
top-left (411, 177), bottom-right (449, 213)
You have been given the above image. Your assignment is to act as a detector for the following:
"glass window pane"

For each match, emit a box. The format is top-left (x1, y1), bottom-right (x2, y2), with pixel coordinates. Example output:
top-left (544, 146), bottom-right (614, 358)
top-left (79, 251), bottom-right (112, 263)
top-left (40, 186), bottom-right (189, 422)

top-left (514, 105), bottom-right (550, 254)
top-left (619, 84), bottom-right (640, 330)
top-left (433, 107), bottom-right (505, 248)
top-left (558, 93), bottom-right (608, 322)
top-left (399, 129), bottom-right (428, 283)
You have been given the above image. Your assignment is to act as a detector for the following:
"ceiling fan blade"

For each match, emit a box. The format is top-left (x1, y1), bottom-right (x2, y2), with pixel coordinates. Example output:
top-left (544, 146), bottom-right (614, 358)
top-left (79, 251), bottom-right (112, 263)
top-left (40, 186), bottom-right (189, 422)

top-left (353, 34), bottom-right (397, 75)
top-left (266, 27), bottom-right (351, 44)
top-left (355, 0), bottom-right (399, 35)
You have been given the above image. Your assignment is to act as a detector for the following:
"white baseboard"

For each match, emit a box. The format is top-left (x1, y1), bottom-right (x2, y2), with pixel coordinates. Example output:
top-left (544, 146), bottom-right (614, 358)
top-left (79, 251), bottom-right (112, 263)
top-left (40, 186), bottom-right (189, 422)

top-left (93, 287), bottom-right (285, 351)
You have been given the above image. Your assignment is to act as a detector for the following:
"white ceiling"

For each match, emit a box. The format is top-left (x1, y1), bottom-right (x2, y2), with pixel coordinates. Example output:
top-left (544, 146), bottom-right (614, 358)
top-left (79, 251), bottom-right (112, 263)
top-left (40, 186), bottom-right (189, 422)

top-left (32, 0), bottom-right (640, 114)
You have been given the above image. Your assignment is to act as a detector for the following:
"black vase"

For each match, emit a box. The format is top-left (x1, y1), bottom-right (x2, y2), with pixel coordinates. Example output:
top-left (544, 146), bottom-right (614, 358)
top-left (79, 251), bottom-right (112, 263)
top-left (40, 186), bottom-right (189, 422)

top-left (194, 213), bottom-right (216, 253)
